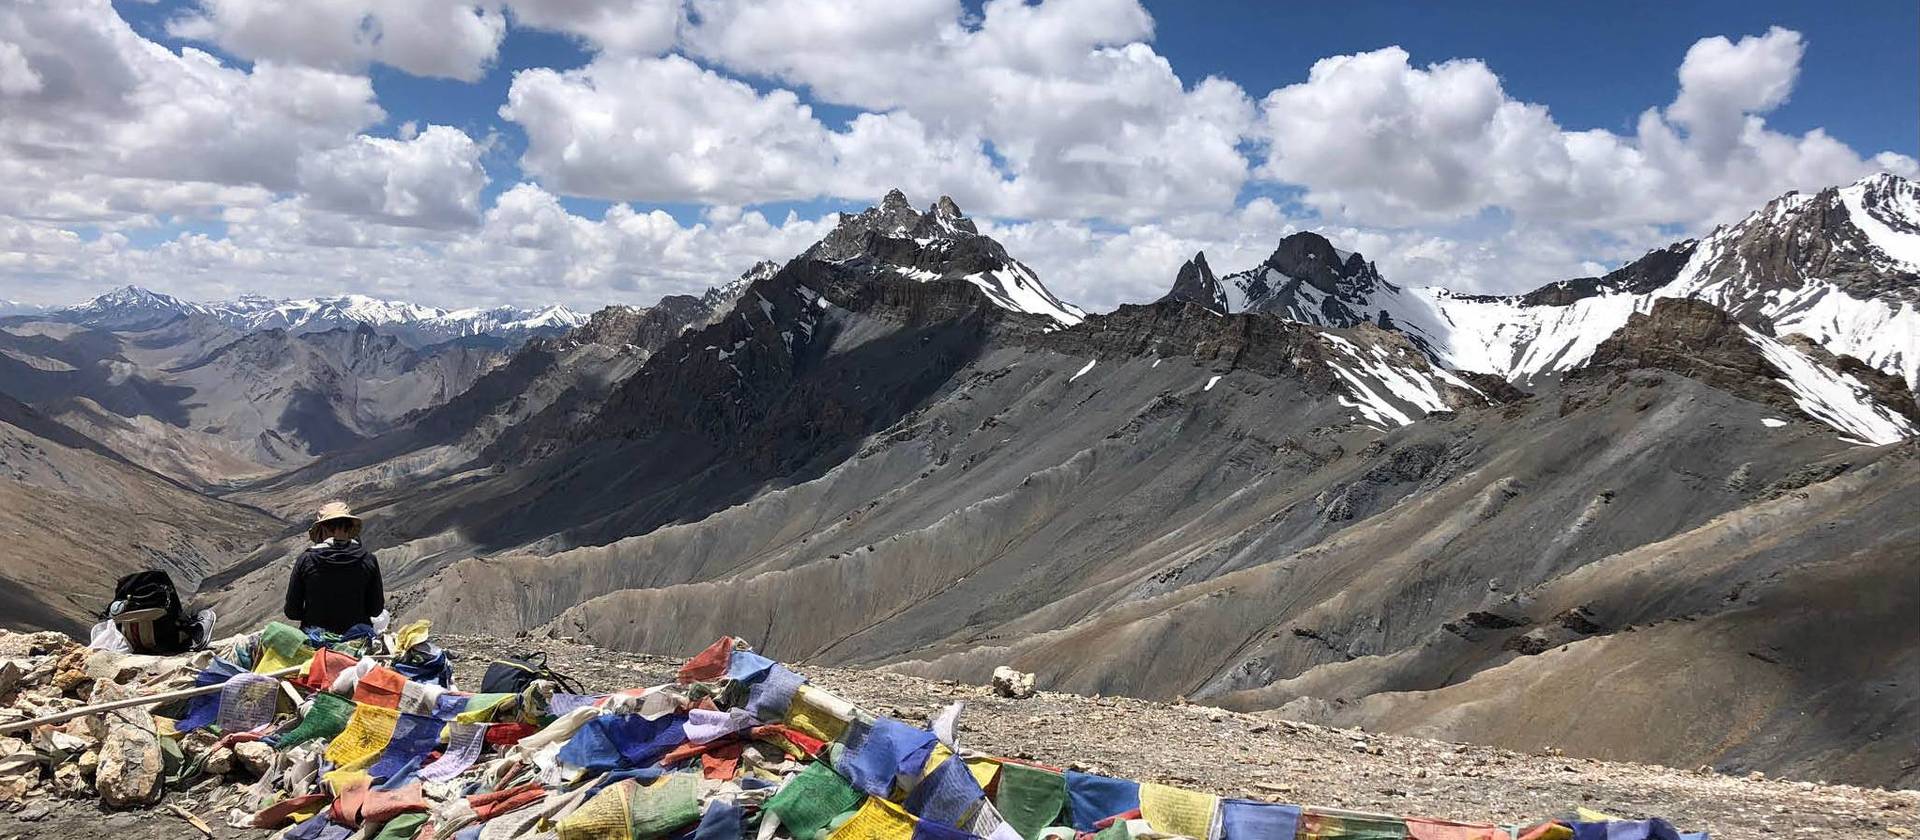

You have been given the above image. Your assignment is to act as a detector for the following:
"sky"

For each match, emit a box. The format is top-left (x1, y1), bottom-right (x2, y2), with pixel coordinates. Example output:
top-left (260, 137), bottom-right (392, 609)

top-left (0, 0), bottom-right (1913, 312)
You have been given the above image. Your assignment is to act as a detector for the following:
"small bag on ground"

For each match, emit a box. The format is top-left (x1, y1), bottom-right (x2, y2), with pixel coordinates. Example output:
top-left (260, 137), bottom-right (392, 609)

top-left (480, 651), bottom-right (584, 694)
top-left (107, 570), bottom-right (205, 655)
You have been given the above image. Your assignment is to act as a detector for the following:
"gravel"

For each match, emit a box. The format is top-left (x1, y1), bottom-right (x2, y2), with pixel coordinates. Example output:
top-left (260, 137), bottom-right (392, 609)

top-left (5, 633), bottom-right (1913, 839)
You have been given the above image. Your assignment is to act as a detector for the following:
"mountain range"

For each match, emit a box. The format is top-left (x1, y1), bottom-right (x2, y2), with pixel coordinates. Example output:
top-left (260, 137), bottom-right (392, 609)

top-left (48, 286), bottom-right (589, 347)
top-left (3, 174), bottom-right (1917, 787)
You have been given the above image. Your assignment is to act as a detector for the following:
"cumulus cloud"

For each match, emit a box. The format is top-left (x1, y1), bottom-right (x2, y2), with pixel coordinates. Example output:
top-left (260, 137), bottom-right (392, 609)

top-left (297, 125), bottom-right (490, 227)
top-left (166, 0), bottom-right (507, 81)
top-left (541, 0), bottom-right (1259, 219)
top-left (0, 184), bottom-right (834, 308)
top-left (0, 0), bottom-right (384, 210)
top-left (0, 40), bottom-right (43, 95)
top-left (2, 0), bottom-right (1916, 316)
top-left (503, 55), bottom-right (840, 205)
top-left (505, 0), bottom-right (681, 55)
top-left (1252, 28), bottom-right (1916, 229)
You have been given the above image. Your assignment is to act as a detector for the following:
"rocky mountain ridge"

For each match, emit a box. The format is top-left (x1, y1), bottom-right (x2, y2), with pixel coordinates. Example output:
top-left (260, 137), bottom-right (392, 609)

top-left (1178, 173), bottom-right (1920, 394)
top-left (5, 177), bottom-right (1919, 791)
top-left (46, 286), bottom-right (588, 348)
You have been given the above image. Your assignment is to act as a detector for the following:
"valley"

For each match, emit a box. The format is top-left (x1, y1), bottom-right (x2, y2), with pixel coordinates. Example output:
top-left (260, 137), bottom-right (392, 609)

top-left (3, 175), bottom-right (1917, 787)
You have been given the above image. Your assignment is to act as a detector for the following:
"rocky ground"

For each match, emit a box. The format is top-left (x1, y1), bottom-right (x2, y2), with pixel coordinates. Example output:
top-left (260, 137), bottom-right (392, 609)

top-left (3, 633), bottom-right (1915, 839)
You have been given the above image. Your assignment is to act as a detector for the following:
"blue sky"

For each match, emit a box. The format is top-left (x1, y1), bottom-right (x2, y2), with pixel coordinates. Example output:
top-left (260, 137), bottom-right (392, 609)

top-left (7, 0), bottom-right (1915, 310)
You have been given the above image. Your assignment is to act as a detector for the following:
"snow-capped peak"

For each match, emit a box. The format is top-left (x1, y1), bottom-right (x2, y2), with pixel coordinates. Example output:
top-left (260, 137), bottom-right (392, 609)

top-left (1838, 171), bottom-right (1920, 272)
top-left (803, 190), bottom-right (1086, 328)
top-left (53, 287), bottom-right (587, 346)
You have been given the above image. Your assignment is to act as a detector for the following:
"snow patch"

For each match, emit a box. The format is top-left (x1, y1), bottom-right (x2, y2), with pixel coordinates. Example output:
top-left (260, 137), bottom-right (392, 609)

top-left (1760, 418), bottom-right (1788, 428)
top-left (1744, 327), bottom-right (1915, 445)
top-left (1204, 375), bottom-right (1222, 391)
top-left (1069, 359), bottom-right (1096, 382)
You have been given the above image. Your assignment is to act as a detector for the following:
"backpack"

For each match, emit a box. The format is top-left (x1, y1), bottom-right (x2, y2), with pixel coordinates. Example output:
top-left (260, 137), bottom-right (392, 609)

top-left (107, 570), bottom-right (203, 655)
top-left (480, 651), bottom-right (584, 695)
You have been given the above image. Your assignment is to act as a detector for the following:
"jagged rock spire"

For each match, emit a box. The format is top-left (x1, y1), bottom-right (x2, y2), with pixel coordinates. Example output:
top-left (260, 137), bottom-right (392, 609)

top-left (1158, 251), bottom-right (1229, 313)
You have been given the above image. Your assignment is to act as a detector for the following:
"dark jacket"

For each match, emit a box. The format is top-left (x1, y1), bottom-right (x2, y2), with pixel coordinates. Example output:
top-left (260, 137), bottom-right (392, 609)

top-left (284, 538), bottom-right (384, 634)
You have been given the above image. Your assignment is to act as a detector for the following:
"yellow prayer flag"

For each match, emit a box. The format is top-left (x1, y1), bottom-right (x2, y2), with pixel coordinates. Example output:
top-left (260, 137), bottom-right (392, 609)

top-left (963, 756), bottom-right (1001, 790)
top-left (321, 768), bottom-right (371, 796)
top-left (324, 703), bottom-right (400, 772)
top-left (925, 744), bottom-right (955, 776)
top-left (1139, 782), bottom-right (1219, 839)
top-left (1575, 808), bottom-right (1623, 823)
top-left (394, 619), bottom-right (432, 652)
top-left (828, 797), bottom-right (917, 840)
top-left (558, 779), bottom-right (637, 840)
top-left (786, 685), bottom-right (851, 743)
top-left (454, 693), bottom-right (515, 724)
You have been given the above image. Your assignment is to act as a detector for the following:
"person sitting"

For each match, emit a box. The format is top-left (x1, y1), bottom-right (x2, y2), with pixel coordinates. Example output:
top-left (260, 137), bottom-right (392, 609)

top-left (284, 501), bottom-right (384, 634)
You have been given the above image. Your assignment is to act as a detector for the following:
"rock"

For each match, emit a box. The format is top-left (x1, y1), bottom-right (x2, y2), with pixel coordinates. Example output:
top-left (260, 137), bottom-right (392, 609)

top-left (15, 801), bottom-right (50, 821)
top-left (203, 746), bottom-right (235, 776)
top-left (95, 722), bottom-right (164, 808)
top-left (233, 741), bottom-right (275, 778)
top-left (0, 739), bottom-right (40, 805)
top-left (0, 660), bottom-right (20, 699)
top-left (84, 650), bottom-right (155, 687)
top-left (990, 666), bottom-right (1036, 699)
top-left (1204, 707), bottom-right (1228, 723)
top-left (51, 762), bottom-right (90, 798)
top-left (77, 749), bottom-right (98, 779)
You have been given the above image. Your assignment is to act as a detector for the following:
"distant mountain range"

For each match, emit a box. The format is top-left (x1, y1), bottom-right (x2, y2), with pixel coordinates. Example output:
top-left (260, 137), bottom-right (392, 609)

top-left (42, 286), bottom-right (589, 347)
top-left (3, 174), bottom-right (1918, 788)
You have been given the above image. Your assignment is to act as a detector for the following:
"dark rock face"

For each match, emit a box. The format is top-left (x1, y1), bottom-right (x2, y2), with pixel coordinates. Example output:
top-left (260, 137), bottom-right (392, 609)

top-left (1579, 298), bottom-right (1799, 415)
top-left (1157, 252), bottom-right (1228, 313)
top-left (1697, 180), bottom-right (1920, 309)
top-left (570, 296), bottom-right (713, 350)
top-left (1516, 242), bottom-right (1698, 306)
top-left (1225, 232), bottom-right (1395, 328)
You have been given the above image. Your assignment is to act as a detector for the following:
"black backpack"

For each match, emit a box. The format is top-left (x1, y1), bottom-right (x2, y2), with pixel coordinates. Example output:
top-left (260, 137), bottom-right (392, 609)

top-left (107, 570), bottom-right (201, 655)
top-left (480, 651), bottom-right (584, 695)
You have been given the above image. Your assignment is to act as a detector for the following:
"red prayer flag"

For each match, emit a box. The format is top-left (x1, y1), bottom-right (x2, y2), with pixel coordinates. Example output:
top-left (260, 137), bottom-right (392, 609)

top-left (678, 637), bottom-right (736, 683)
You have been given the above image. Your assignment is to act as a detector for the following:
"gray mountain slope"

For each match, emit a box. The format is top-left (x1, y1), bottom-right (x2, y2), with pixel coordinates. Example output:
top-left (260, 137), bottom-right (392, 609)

top-left (190, 188), bottom-right (1919, 787)
top-left (0, 394), bottom-right (279, 631)
top-left (0, 315), bottom-right (510, 481)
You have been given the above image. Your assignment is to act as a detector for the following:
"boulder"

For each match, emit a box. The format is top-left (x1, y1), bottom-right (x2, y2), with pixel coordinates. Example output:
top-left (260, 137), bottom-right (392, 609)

top-left (51, 761), bottom-right (90, 798)
top-left (233, 740), bottom-right (275, 778)
top-left (0, 659), bottom-right (21, 698)
top-left (990, 666), bottom-right (1036, 699)
top-left (203, 746), bottom-right (235, 776)
top-left (96, 721), bottom-right (164, 808)
top-left (0, 738), bottom-right (39, 804)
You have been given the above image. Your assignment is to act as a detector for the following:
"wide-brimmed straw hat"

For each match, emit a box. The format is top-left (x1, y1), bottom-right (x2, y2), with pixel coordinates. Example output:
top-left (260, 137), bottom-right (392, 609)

top-left (308, 501), bottom-right (363, 542)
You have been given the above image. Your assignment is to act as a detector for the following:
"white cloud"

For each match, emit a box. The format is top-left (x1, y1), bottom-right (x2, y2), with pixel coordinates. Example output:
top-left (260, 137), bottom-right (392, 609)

top-left (1252, 29), bottom-right (1917, 230)
top-left (297, 125), bottom-right (489, 227)
top-left (166, 0), bottom-right (507, 82)
top-left (503, 55), bottom-right (839, 205)
top-left (0, 40), bottom-right (43, 95)
top-left (505, 0), bottom-right (681, 55)
top-left (0, 184), bottom-right (834, 309)
top-left (1668, 26), bottom-right (1803, 157)
top-left (2, 1), bottom-right (1917, 319)
top-left (0, 0), bottom-right (384, 205)
top-left (665, 0), bottom-right (1255, 220)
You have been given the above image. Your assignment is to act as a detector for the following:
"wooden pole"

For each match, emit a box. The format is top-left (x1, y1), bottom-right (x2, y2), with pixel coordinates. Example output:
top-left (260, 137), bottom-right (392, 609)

top-left (0, 664), bottom-right (303, 736)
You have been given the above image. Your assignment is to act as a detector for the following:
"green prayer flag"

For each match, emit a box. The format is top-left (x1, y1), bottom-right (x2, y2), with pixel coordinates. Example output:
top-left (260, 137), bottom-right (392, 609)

top-left (372, 813), bottom-right (429, 840)
top-left (767, 760), bottom-right (864, 838)
top-left (276, 692), bottom-right (354, 750)
top-left (1092, 821), bottom-right (1130, 840)
top-left (1300, 809), bottom-right (1409, 840)
top-left (629, 773), bottom-right (704, 839)
top-left (994, 763), bottom-right (1068, 840)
